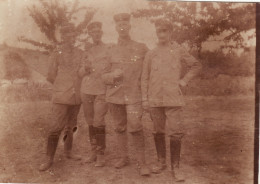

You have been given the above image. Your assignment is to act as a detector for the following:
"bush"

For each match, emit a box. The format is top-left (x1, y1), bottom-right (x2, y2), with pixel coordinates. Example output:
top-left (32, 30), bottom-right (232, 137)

top-left (0, 82), bottom-right (51, 103)
top-left (199, 49), bottom-right (254, 79)
top-left (183, 75), bottom-right (254, 96)
top-left (3, 51), bottom-right (31, 81)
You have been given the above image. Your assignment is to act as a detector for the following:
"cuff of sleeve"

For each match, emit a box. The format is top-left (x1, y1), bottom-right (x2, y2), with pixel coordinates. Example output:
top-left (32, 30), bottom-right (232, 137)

top-left (107, 76), bottom-right (114, 84)
top-left (102, 73), bottom-right (115, 85)
top-left (46, 77), bottom-right (54, 84)
top-left (78, 67), bottom-right (86, 77)
top-left (179, 79), bottom-right (187, 87)
top-left (142, 97), bottom-right (148, 102)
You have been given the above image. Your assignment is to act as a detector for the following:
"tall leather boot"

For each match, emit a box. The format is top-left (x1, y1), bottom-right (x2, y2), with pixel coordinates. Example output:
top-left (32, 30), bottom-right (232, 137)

top-left (95, 126), bottom-right (106, 167)
top-left (39, 135), bottom-right (59, 171)
top-left (151, 133), bottom-right (167, 174)
top-left (114, 131), bottom-right (128, 169)
top-left (170, 137), bottom-right (185, 182)
top-left (131, 131), bottom-right (150, 176)
top-left (85, 125), bottom-right (97, 163)
top-left (63, 130), bottom-right (81, 161)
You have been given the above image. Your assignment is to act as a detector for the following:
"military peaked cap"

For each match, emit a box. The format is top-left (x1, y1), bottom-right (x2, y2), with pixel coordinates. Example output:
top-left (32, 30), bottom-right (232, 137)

top-left (60, 22), bottom-right (75, 33)
top-left (113, 13), bottom-right (131, 22)
top-left (87, 21), bottom-right (102, 32)
top-left (154, 19), bottom-right (173, 31)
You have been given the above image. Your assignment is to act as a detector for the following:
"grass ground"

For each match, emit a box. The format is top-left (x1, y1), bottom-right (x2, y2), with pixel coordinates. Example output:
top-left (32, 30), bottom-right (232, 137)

top-left (0, 96), bottom-right (255, 184)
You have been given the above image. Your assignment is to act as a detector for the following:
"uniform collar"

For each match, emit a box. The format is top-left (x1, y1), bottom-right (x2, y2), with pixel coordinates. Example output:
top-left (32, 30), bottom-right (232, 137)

top-left (157, 41), bottom-right (171, 48)
top-left (117, 36), bottom-right (131, 46)
top-left (93, 41), bottom-right (104, 46)
top-left (61, 44), bottom-right (74, 53)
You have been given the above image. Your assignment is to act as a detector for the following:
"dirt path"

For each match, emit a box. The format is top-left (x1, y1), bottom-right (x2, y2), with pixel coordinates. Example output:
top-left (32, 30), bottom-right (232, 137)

top-left (0, 96), bottom-right (255, 184)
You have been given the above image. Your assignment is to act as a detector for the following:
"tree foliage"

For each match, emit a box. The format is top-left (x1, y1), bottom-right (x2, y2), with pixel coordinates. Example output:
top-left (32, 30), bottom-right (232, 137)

top-left (133, 2), bottom-right (255, 56)
top-left (18, 0), bottom-right (95, 52)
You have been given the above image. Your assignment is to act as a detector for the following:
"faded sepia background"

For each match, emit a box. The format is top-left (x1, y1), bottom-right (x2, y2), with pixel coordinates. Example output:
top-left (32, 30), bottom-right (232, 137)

top-left (0, 0), bottom-right (256, 184)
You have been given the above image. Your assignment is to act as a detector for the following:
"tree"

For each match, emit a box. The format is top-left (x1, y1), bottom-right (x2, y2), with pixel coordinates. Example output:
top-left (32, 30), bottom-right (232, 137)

top-left (17, 0), bottom-right (95, 52)
top-left (133, 2), bottom-right (255, 57)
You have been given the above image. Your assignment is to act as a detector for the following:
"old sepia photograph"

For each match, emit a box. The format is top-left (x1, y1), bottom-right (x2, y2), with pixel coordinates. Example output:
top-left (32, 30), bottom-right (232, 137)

top-left (0, 0), bottom-right (256, 183)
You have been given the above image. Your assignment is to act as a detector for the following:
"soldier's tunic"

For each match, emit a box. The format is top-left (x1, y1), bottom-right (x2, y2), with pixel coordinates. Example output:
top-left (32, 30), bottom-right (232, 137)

top-left (79, 42), bottom-right (110, 127)
top-left (103, 37), bottom-right (148, 133)
top-left (47, 47), bottom-right (83, 136)
top-left (141, 42), bottom-right (201, 137)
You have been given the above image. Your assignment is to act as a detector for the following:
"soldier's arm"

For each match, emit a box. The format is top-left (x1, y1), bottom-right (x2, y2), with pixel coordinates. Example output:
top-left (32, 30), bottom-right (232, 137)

top-left (78, 52), bottom-right (91, 78)
top-left (179, 47), bottom-right (202, 86)
top-left (78, 64), bottom-right (87, 78)
top-left (78, 61), bottom-right (91, 78)
top-left (101, 62), bottom-right (116, 85)
top-left (141, 51), bottom-right (151, 103)
top-left (46, 52), bottom-right (58, 84)
top-left (142, 44), bottom-right (149, 56)
top-left (101, 45), bottom-right (118, 85)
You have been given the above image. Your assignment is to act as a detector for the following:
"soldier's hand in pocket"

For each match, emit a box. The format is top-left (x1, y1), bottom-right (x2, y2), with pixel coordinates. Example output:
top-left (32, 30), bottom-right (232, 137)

top-left (113, 69), bottom-right (123, 80)
top-left (142, 101), bottom-right (150, 112)
top-left (84, 60), bottom-right (92, 73)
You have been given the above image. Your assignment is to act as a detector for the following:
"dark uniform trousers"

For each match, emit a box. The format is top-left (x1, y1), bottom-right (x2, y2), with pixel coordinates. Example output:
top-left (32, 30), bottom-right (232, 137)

top-left (48, 103), bottom-right (80, 137)
top-left (81, 94), bottom-right (107, 128)
top-left (149, 107), bottom-right (184, 139)
top-left (109, 102), bottom-right (143, 133)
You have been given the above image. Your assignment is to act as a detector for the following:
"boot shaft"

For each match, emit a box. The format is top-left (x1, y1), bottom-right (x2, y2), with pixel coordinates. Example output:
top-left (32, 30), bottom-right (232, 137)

top-left (153, 133), bottom-right (166, 162)
top-left (89, 125), bottom-right (97, 145)
top-left (116, 131), bottom-right (128, 158)
top-left (95, 127), bottom-right (106, 155)
top-left (64, 131), bottom-right (73, 152)
top-left (131, 131), bottom-right (150, 176)
top-left (46, 135), bottom-right (59, 159)
top-left (131, 131), bottom-right (146, 165)
top-left (170, 138), bottom-right (181, 170)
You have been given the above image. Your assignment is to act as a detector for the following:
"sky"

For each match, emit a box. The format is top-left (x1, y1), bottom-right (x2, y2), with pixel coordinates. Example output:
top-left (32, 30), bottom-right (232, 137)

top-left (0, 0), bottom-right (156, 49)
top-left (0, 0), bottom-right (256, 51)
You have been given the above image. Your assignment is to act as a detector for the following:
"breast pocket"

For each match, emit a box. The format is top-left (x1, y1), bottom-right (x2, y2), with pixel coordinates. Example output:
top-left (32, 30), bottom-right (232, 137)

top-left (169, 56), bottom-right (181, 72)
top-left (53, 73), bottom-right (73, 91)
top-left (92, 56), bottom-right (108, 70)
top-left (151, 56), bottom-right (161, 71)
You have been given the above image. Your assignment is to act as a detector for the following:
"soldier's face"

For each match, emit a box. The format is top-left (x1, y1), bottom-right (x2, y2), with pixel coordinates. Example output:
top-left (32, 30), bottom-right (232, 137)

top-left (116, 21), bottom-right (131, 37)
top-left (61, 32), bottom-right (76, 45)
top-left (89, 30), bottom-right (103, 43)
top-left (156, 28), bottom-right (171, 44)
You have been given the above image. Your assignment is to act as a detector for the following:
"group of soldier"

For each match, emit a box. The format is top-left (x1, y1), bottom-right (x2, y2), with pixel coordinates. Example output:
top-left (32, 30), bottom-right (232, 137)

top-left (38, 12), bottom-right (201, 182)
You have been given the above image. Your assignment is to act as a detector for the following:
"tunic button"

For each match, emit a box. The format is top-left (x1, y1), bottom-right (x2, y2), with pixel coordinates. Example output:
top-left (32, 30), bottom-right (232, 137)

top-left (72, 88), bottom-right (75, 94)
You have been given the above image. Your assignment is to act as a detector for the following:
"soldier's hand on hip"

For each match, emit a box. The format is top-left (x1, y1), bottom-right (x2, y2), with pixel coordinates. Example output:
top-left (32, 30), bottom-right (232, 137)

top-left (113, 69), bottom-right (123, 79)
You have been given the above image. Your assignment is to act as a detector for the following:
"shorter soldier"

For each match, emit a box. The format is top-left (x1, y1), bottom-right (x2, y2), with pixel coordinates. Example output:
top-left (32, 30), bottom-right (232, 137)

top-left (78, 21), bottom-right (109, 167)
top-left (141, 19), bottom-right (201, 181)
top-left (39, 22), bottom-right (83, 171)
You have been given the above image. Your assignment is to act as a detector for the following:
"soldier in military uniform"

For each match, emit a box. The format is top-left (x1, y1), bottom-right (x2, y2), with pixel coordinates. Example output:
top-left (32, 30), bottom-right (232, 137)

top-left (78, 21), bottom-right (109, 167)
top-left (102, 13), bottom-right (150, 176)
top-left (39, 22), bottom-right (83, 171)
top-left (141, 19), bottom-right (201, 181)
